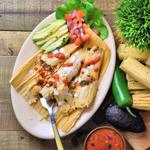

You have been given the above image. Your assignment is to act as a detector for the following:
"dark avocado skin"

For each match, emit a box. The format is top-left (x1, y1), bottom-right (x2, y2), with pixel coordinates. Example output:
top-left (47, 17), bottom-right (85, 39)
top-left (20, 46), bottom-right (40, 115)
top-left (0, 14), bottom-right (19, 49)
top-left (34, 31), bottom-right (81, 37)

top-left (105, 104), bottom-right (145, 132)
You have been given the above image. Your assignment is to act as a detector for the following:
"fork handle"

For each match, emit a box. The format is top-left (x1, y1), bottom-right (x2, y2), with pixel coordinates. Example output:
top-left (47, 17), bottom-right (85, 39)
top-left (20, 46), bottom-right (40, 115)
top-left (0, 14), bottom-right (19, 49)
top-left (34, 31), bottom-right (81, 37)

top-left (50, 114), bottom-right (64, 150)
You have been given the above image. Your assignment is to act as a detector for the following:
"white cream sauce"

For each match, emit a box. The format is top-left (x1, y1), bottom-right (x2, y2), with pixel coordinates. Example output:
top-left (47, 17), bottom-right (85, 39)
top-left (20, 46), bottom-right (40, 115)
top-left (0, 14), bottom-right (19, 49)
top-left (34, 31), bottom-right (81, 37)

top-left (53, 49), bottom-right (59, 54)
top-left (28, 69), bottom-right (34, 76)
top-left (50, 57), bottom-right (59, 63)
top-left (58, 100), bottom-right (65, 106)
top-left (53, 88), bottom-right (59, 96)
top-left (70, 51), bottom-right (80, 62)
top-left (87, 65), bottom-right (94, 70)
top-left (59, 48), bottom-right (65, 53)
top-left (53, 106), bottom-right (58, 114)
top-left (83, 68), bottom-right (89, 76)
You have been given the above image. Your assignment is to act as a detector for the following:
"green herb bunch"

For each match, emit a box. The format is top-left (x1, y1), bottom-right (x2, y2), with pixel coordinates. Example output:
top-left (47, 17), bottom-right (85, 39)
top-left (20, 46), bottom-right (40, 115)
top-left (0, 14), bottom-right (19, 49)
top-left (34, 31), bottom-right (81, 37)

top-left (116, 0), bottom-right (150, 51)
top-left (56, 0), bottom-right (108, 39)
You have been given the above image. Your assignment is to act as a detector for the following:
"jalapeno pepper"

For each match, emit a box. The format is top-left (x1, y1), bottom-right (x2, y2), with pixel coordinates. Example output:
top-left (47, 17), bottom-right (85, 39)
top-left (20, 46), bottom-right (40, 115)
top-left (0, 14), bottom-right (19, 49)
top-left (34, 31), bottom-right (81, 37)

top-left (112, 62), bottom-right (136, 117)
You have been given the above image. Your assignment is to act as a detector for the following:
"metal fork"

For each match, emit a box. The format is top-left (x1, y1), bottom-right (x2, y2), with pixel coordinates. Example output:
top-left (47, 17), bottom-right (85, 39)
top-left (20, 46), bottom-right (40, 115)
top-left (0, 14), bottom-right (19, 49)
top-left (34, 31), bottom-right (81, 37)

top-left (39, 94), bottom-right (64, 150)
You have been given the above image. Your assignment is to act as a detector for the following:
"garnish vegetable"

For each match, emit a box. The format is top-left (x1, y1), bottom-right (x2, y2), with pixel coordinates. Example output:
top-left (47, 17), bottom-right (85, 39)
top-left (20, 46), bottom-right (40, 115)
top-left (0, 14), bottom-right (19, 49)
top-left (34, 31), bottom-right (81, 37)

top-left (105, 105), bottom-right (145, 132)
top-left (32, 20), bottom-right (69, 53)
top-left (64, 10), bottom-right (91, 46)
top-left (112, 62), bottom-right (136, 117)
top-left (56, 0), bottom-right (108, 40)
top-left (115, 0), bottom-right (150, 51)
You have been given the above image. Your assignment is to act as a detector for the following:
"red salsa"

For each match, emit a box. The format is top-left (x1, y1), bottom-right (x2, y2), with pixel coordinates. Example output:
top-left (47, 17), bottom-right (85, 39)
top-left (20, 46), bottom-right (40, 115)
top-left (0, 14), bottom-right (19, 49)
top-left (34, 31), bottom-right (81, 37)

top-left (47, 52), bottom-right (53, 58)
top-left (64, 10), bottom-right (90, 46)
top-left (85, 127), bottom-right (125, 150)
top-left (52, 74), bottom-right (59, 81)
top-left (83, 56), bottom-right (100, 68)
top-left (55, 53), bottom-right (66, 59)
top-left (63, 62), bottom-right (73, 67)
top-left (52, 82), bottom-right (57, 88)
top-left (62, 78), bottom-right (69, 86)
top-left (94, 67), bottom-right (99, 72)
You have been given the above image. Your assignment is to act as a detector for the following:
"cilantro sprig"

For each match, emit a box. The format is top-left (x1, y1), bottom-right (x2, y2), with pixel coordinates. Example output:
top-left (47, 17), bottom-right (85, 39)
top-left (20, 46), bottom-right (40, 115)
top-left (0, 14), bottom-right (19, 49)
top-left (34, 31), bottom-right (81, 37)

top-left (56, 0), bottom-right (108, 40)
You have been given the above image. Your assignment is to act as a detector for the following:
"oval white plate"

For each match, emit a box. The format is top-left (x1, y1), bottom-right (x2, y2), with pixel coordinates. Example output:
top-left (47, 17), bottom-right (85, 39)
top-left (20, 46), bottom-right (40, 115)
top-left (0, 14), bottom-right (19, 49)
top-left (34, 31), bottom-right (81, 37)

top-left (11, 13), bottom-right (116, 139)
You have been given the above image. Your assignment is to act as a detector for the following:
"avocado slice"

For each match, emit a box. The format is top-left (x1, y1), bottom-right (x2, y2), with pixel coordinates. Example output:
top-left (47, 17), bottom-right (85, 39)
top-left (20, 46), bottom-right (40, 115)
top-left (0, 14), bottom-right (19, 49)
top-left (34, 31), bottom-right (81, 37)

top-left (35, 25), bottom-right (68, 47)
top-left (32, 20), bottom-right (66, 41)
top-left (43, 33), bottom-right (69, 53)
top-left (35, 23), bottom-right (52, 33)
top-left (36, 36), bottom-right (57, 48)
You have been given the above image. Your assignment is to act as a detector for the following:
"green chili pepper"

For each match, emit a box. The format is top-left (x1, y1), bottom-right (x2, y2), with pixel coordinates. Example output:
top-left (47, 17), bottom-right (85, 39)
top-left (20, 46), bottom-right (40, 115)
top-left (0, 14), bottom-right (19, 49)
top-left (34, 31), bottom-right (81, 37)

top-left (112, 63), bottom-right (136, 117)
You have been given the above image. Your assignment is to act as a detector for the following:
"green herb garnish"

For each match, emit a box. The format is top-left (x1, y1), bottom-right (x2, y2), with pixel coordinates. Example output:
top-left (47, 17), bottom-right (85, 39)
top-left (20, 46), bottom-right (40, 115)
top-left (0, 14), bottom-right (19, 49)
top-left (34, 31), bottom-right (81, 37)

top-left (80, 80), bottom-right (89, 86)
top-left (115, 0), bottom-right (150, 51)
top-left (56, 0), bottom-right (108, 39)
top-left (87, 47), bottom-right (91, 51)
top-left (62, 37), bottom-right (68, 45)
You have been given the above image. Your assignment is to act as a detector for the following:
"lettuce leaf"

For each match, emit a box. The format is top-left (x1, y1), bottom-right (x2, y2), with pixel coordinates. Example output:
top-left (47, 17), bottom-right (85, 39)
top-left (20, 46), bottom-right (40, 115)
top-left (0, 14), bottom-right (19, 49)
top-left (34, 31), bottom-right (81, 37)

top-left (56, 0), bottom-right (108, 39)
top-left (56, 0), bottom-right (84, 19)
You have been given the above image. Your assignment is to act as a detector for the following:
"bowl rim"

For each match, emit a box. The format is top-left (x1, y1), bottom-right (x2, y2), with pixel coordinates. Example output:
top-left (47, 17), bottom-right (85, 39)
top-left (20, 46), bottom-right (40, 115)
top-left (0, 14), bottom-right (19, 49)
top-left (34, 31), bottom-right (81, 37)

top-left (84, 125), bottom-right (126, 150)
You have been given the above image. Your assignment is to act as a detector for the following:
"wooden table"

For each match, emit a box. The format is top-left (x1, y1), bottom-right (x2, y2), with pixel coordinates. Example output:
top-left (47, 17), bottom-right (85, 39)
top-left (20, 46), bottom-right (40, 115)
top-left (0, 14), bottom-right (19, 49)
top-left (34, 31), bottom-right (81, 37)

top-left (0, 0), bottom-right (150, 150)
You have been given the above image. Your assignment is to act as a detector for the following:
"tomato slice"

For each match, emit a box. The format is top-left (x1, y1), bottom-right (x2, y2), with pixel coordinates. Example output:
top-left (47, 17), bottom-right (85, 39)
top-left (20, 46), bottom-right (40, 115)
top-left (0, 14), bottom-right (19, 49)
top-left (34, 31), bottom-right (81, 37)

top-left (52, 82), bottom-right (57, 88)
top-left (64, 14), bottom-right (71, 21)
top-left (64, 10), bottom-right (91, 46)
top-left (94, 67), bottom-right (99, 72)
top-left (55, 53), bottom-right (66, 59)
top-left (76, 10), bottom-right (84, 18)
top-left (52, 74), bottom-right (59, 81)
top-left (81, 34), bottom-right (90, 42)
top-left (47, 53), bottom-right (53, 58)
top-left (74, 37), bottom-right (83, 46)
top-left (63, 62), bottom-right (73, 67)
top-left (62, 79), bottom-right (69, 86)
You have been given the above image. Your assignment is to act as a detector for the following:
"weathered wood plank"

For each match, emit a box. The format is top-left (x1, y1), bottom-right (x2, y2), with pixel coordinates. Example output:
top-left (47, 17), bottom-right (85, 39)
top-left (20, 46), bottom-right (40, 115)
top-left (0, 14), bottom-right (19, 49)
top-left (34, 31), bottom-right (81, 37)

top-left (0, 13), bottom-right (115, 57)
top-left (0, 130), bottom-right (84, 150)
top-left (0, 101), bottom-right (23, 131)
top-left (0, 31), bottom-right (30, 56)
top-left (96, 0), bottom-right (119, 12)
top-left (0, 131), bottom-right (47, 150)
top-left (0, 56), bottom-right (16, 99)
top-left (0, 0), bottom-right (49, 31)
top-left (0, 131), bottom-right (30, 150)
top-left (0, 0), bottom-right (118, 31)
top-left (0, 56), bottom-right (23, 130)
top-left (0, 0), bottom-right (62, 30)
top-left (105, 14), bottom-right (116, 30)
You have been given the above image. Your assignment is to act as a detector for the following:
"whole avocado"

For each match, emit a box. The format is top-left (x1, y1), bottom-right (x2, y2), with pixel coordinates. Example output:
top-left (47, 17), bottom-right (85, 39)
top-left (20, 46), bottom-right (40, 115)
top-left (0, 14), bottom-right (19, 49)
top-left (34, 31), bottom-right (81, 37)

top-left (105, 104), bottom-right (145, 132)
